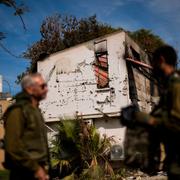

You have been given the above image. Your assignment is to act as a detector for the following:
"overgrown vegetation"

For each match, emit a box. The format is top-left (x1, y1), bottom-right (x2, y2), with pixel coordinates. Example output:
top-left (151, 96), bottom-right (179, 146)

top-left (129, 29), bottom-right (165, 57)
top-left (17, 13), bottom-right (165, 83)
top-left (20, 14), bottom-right (118, 75)
top-left (50, 119), bottom-right (115, 179)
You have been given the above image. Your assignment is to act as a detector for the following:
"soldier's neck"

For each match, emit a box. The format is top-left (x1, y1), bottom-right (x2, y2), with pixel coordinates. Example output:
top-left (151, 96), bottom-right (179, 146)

top-left (31, 97), bottom-right (39, 108)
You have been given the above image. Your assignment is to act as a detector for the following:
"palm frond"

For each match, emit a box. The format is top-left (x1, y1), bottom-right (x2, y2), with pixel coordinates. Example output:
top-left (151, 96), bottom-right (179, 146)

top-left (59, 160), bottom-right (71, 173)
top-left (104, 161), bottom-right (114, 176)
top-left (50, 118), bottom-right (114, 178)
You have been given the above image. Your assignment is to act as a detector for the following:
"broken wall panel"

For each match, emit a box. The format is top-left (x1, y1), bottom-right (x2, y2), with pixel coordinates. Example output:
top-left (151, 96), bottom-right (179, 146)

top-left (94, 40), bottom-right (109, 88)
top-left (38, 31), bottom-right (156, 155)
top-left (38, 31), bottom-right (129, 121)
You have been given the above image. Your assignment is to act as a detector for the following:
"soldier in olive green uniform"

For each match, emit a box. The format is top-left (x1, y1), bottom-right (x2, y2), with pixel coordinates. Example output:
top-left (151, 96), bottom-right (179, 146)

top-left (121, 46), bottom-right (180, 179)
top-left (4, 73), bottom-right (50, 180)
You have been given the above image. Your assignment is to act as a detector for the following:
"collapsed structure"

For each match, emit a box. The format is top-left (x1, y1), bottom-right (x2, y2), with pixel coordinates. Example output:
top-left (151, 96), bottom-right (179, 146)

top-left (38, 31), bottom-right (158, 159)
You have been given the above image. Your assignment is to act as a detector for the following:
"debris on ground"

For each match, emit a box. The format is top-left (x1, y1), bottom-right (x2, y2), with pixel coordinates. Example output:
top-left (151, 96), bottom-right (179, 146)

top-left (121, 170), bottom-right (167, 180)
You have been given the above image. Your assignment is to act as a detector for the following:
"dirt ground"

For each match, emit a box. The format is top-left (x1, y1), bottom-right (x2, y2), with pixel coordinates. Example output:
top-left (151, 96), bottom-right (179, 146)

top-left (124, 171), bottom-right (167, 180)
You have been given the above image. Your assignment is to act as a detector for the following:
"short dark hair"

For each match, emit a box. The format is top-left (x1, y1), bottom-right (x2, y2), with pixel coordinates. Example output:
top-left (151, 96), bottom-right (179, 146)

top-left (153, 45), bottom-right (177, 67)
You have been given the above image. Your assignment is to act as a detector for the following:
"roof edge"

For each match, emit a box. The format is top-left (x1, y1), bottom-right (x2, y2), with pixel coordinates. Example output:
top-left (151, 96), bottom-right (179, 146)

top-left (41, 30), bottom-right (125, 60)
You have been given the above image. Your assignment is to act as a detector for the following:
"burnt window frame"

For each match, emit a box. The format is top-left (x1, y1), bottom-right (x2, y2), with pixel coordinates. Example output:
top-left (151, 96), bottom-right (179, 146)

top-left (94, 40), bottom-right (109, 89)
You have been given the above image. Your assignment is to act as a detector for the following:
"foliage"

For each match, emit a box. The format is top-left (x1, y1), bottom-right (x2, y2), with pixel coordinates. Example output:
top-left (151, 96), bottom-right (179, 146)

top-left (61, 15), bottom-right (118, 48)
top-left (50, 120), bottom-right (81, 178)
top-left (21, 14), bottom-right (118, 73)
top-left (50, 119), bottom-right (114, 179)
top-left (18, 14), bottom-right (165, 83)
top-left (79, 165), bottom-right (104, 180)
top-left (129, 29), bottom-right (165, 57)
top-left (23, 14), bottom-right (65, 74)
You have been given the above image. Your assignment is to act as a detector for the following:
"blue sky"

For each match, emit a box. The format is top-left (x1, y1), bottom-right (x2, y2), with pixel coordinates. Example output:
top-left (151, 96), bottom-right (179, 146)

top-left (0, 0), bottom-right (180, 95)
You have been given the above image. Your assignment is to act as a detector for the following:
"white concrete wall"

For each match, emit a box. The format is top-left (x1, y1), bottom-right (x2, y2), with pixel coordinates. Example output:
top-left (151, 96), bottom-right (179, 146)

top-left (133, 68), bottom-right (152, 113)
top-left (38, 31), bottom-right (153, 149)
top-left (38, 31), bottom-right (131, 122)
top-left (95, 118), bottom-right (126, 144)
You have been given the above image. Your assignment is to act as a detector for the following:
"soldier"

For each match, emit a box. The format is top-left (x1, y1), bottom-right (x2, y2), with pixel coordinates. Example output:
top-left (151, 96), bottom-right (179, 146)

top-left (121, 45), bottom-right (180, 179)
top-left (3, 73), bottom-right (50, 180)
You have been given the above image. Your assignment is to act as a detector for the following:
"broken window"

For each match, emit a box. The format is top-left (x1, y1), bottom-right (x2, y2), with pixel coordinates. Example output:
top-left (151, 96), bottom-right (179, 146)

top-left (130, 46), bottom-right (140, 61)
top-left (94, 40), bottom-right (109, 89)
top-left (125, 44), bottom-right (140, 62)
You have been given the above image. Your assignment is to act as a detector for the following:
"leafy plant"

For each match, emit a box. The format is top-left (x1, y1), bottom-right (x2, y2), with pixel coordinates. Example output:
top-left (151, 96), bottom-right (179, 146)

top-left (50, 118), bottom-right (114, 179)
top-left (129, 29), bottom-right (164, 57)
top-left (50, 120), bottom-right (81, 178)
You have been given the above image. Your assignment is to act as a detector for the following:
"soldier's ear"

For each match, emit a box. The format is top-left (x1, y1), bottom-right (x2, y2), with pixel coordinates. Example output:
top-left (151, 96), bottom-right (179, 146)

top-left (25, 86), bottom-right (34, 95)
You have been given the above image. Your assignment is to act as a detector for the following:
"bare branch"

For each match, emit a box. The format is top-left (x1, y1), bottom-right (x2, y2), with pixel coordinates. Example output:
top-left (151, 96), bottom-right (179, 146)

top-left (0, 0), bottom-right (28, 31)
top-left (10, 2), bottom-right (27, 31)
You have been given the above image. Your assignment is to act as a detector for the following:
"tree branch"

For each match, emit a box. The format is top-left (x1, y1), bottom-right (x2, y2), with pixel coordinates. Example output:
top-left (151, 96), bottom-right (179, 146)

top-left (0, 0), bottom-right (27, 31)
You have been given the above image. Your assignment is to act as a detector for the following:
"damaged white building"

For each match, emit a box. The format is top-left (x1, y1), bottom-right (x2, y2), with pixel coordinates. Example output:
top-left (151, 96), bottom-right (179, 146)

top-left (38, 31), bottom-right (157, 159)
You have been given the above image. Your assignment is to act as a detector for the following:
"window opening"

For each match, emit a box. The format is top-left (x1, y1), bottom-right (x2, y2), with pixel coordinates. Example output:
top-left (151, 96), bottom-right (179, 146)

top-left (94, 40), bottom-right (109, 88)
